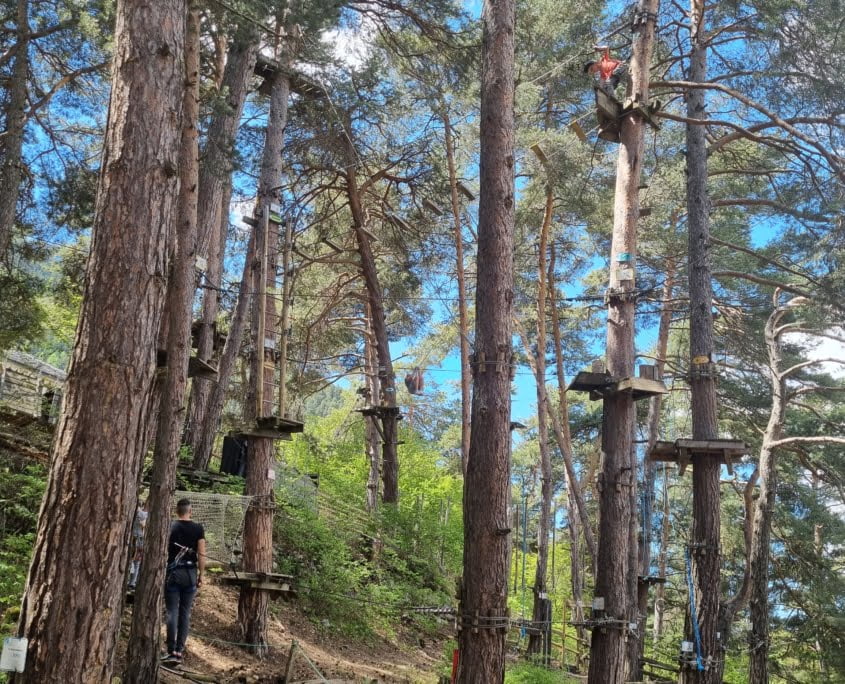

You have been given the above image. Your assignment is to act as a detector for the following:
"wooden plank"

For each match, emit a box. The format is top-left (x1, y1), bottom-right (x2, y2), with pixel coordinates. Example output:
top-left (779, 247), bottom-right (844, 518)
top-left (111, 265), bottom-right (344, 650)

top-left (567, 371), bottom-right (614, 393)
top-left (569, 120), bottom-right (588, 142)
top-left (674, 438), bottom-right (748, 453)
top-left (614, 377), bottom-right (668, 399)
top-left (595, 88), bottom-right (621, 119)
top-left (456, 181), bottom-right (476, 201)
top-left (188, 356), bottom-right (218, 379)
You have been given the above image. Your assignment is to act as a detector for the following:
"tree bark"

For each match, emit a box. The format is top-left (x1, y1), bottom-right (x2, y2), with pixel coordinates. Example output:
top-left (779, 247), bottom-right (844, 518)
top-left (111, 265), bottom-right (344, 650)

top-left (124, 5), bottom-right (200, 680)
top-left (13, 1), bottom-right (184, 680)
top-left (184, 35), bottom-right (258, 454)
top-left (456, 0), bottom-right (514, 678)
top-left (238, 63), bottom-right (291, 658)
top-left (589, 0), bottom-right (659, 681)
top-left (363, 303), bottom-right (381, 512)
top-left (653, 463), bottom-right (670, 641)
top-left (0, 0), bottom-right (30, 260)
top-left (527, 189), bottom-right (552, 658)
top-left (680, 1), bottom-right (721, 681)
top-left (442, 107), bottom-right (472, 475)
top-left (633, 257), bottom-right (675, 677)
top-left (748, 300), bottom-right (791, 684)
top-left (344, 137), bottom-right (400, 504)
top-left (547, 244), bottom-right (597, 571)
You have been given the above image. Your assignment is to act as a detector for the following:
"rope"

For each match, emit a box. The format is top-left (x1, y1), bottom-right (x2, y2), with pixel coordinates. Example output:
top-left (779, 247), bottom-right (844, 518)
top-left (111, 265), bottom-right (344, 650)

top-left (684, 546), bottom-right (705, 671)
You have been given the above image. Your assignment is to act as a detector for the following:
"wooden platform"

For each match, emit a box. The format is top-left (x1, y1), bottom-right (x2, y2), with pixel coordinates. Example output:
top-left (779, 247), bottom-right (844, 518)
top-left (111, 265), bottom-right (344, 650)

top-left (594, 88), bottom-right (661, 143)
top-left (567, 372), bottom-right (667, 401)
top-left (649, 438), bottom-right (750, 475)
top-left (254, 54), bottom-right (325, 99)
top-left (237, 416), bottom-right (305, 440)
top-left (355, 405), bottom-right (403, 418)
top-left (188, 355), bottom-right (218, 379)
top-left (220, 571), bottom-right (296, 597)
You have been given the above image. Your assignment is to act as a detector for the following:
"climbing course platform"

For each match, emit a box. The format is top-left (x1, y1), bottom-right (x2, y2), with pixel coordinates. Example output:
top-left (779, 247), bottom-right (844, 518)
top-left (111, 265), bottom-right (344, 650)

top-left (594, 87), bottom-right (661, 142)
top-left (568, 363), bottom-right (667, 401)
top-left (648, 438), bottom-right (751, 475)
top-left (219, 571), bottom-right (296, 598)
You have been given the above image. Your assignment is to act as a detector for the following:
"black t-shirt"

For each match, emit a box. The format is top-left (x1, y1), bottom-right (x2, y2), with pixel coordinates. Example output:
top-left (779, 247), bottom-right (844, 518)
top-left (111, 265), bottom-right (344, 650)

top-left (167, 520), bottom-right (205, 566)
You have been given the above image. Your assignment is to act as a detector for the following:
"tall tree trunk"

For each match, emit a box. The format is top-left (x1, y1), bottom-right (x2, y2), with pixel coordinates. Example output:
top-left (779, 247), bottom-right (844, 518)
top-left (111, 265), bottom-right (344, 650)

top-left (527, 187), bottom-right (552, 658)
top-left (0, 0), bottom-right (29, 260)
top-left (748, 300), bottom-right (790, 684)
top-left (185, 35), bottom-right (258, 455)
top-left (238, 63), bottom-right (290, 657)
top-left (589, 0), bottom-right (659, 681)
top-left (363, 304), bottom-right (381, 512)
top-left (125, 5), bottom-right (200, 680)
top-left (633, 257), bottom-right (675, 677)
top-left (653, 463), bottom-right (670, 641)
top-left (566, 487), bottom-right (587, 669)
top-left (442, 107), bottom-right (472, 474)
top-left (681, 2), bottom-right (721, 681)
top-left (547, 245), bottom-right (597, 570)
top-left (191, 231), bottom-right (255, 470)
top-left (344, 138), bottom-right (399, 504)
top-left (13, 1), bottom-right (185, 680)
top-left (456, 0), bottom-right (515, 678)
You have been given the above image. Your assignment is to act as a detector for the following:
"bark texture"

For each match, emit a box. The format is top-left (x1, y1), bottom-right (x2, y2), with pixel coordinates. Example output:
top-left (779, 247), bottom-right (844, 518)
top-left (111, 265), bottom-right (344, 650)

top-left (748, 300), bottom-right (792, 683)
top-left (456, 0), bottom-right (514, 678)
top-left (443, 108), bottom-right (472, 474)
top-left (633, 258), bottom-right (675, 677)
top-left (363, 306), bottom-right (381, 512)
top-left (13, 1), bottom-right (184, 680)
top-left (124, 6), bottom-right (200, 680)
top-left (548, 245), bottom-right (597, 570)
top-left (345, 139), bottom-right (400, 504)
top-left (680, 1), bottom-right (721, 681)
top-left (190, 231), bottom-right (255, 470)
top-left (589, 0), bottom-right (659, 680)
top-left (0, 0), bottom-right (29, 259)
top-left (185, 35), bottom-right (258, 459)
top-left (525, 186), bottom-right (552, 657)
top-left (239, 65), bottom-right (291, 657)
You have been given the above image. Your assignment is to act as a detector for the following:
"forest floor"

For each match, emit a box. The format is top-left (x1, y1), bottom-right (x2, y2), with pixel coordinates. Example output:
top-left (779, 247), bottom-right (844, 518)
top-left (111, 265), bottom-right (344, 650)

top-left (117, 581), bottom-right (450, 683)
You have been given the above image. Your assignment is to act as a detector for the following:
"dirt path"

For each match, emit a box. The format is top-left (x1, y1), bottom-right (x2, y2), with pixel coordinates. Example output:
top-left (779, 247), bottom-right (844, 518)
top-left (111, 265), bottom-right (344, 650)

top-left (123, 581), bottom-right (448, 683)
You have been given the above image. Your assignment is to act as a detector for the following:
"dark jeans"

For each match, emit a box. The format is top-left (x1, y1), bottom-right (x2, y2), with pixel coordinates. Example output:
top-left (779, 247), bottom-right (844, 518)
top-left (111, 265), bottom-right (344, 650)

top-left (165, 567), bottom-right (197, 653)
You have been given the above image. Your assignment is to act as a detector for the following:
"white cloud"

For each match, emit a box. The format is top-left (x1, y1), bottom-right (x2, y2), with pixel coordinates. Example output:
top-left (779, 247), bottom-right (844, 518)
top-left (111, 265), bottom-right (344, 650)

top-left (789, 327), bottom-right (845, 379)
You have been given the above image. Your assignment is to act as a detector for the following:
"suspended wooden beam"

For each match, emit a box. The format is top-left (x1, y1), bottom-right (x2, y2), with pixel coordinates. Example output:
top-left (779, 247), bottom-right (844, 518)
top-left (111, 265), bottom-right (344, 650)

top-left (530, 143), bottom-right (549, 165)
top-left (422, 198), bottom-right (444, 216)
top-left (569, 121), bottom-right (588, 143)
top-left (456, 181), bottom-right (476, 201)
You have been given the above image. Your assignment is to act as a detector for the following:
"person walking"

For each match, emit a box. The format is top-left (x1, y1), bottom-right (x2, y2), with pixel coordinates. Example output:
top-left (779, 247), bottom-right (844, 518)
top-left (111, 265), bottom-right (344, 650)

top-left (163, 498), bottom-right (205, 664)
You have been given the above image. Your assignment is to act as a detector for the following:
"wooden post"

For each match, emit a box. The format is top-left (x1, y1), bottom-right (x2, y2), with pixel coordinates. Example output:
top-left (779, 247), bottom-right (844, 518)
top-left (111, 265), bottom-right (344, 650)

top-left (255, 204), bottom-right (269, 418)
top-left (680, 1), bottom-right (721, 681)
top-left (589, 0), bottom-right (661, 681)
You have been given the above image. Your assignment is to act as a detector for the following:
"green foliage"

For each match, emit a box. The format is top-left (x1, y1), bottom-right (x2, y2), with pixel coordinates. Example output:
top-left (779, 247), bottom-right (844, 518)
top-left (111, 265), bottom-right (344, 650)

top-left (0, 463), bottom-right (46, 635)
top-left (270, 397), bottom-right (464, 638)
top-left (0, 270), bottom-right (44, 353)
top-left (504, 663), bottom-right (575, 683)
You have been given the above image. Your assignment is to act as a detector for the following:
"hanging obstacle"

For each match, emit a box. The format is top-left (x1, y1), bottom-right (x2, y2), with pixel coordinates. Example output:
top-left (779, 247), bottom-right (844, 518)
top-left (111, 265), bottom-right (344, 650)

top-left (648, 438), bottom-right (750, 475)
